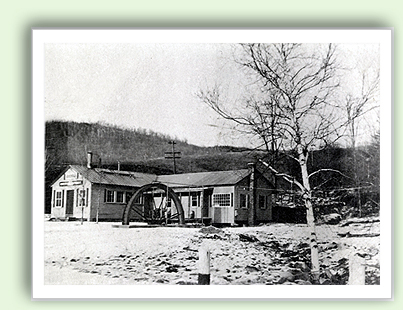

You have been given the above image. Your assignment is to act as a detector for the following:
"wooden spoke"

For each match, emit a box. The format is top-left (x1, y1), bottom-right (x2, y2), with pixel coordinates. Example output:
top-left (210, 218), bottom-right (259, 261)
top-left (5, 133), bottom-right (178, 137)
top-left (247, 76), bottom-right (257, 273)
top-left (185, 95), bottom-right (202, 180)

top-left (122, 183), bottom-right (185, 225)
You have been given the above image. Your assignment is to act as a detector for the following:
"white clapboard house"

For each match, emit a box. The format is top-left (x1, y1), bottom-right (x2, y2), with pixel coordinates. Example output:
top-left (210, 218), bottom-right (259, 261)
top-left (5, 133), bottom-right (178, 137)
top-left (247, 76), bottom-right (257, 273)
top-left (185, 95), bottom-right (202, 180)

top-left (50, 153), bottom-right (275, 225)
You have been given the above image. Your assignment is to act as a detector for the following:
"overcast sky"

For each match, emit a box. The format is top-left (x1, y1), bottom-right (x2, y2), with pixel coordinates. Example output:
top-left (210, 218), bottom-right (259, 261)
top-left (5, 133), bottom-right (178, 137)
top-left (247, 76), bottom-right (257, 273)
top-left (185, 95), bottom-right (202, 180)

top-left (45, 43), bottom-right (380, 148)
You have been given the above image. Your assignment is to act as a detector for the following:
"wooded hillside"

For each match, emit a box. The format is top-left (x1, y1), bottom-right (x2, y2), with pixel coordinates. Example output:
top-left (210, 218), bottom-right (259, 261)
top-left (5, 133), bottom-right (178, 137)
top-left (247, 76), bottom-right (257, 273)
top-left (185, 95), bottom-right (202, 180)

top-left (45, 121), bottom-right (380, 216)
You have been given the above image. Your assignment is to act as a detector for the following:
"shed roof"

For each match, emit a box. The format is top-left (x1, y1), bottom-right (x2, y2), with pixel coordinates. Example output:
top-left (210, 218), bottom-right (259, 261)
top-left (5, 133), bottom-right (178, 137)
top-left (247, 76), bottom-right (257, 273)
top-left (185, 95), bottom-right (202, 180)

top-left (156, 169), bottom-right (250, 188)
top-left (69, 165), bottom-right (157, 187)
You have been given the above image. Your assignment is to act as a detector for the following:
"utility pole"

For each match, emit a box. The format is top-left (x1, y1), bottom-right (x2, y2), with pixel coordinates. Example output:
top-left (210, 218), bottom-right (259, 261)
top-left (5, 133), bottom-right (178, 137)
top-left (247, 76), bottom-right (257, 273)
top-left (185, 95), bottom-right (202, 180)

top-left (165, 141), bottom-right (181, 174)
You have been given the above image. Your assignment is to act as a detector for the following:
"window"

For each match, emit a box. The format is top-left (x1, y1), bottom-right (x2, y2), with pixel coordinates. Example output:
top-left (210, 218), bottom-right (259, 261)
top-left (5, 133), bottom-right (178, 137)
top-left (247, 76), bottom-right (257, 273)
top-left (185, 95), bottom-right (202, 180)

top-left (86, 188), bottom-right (89, 206)
top-left (105, 190), bottom-right (137, 204)
top-left (191, 193), bottom-right (199, 207)
top-left (78, 189), bottom-right (86, 206)
top-left (213, 193), bottom-right (231, 207)
top-left (134, 194), bottom-right (142, 204)
top-left (116, 191), bottom-right (125, 203)
top-left (55, 191), bottom-right (62, 207)
top-left (240, 193), bottom-right (249, 209)
top-left (259, 195), bottom-right (266, 209)
top-left (126, 192), bottom-right (133, 203)
top-left (105, 190), bottom-right (115, 203)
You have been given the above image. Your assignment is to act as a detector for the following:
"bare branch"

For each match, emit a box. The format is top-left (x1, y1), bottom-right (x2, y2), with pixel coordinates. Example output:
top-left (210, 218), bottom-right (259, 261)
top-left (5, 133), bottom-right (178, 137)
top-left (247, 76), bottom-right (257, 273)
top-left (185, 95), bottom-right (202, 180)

top-left (258, 159), bottom-right (305, 192)
top-left (308, 168), bottom-right (353, 180)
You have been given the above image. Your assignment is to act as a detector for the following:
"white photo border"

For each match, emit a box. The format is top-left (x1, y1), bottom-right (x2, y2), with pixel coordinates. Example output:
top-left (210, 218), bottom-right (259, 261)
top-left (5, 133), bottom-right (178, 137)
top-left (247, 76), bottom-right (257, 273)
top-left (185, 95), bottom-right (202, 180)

top-left (32, 28), bottom-right (393, 300)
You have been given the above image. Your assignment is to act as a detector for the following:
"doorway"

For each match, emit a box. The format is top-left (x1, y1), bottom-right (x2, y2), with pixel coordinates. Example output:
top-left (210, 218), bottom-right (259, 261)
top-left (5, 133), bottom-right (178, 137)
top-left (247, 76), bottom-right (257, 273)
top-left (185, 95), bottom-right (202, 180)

top-left (66, 190), bottom-right (74, 215)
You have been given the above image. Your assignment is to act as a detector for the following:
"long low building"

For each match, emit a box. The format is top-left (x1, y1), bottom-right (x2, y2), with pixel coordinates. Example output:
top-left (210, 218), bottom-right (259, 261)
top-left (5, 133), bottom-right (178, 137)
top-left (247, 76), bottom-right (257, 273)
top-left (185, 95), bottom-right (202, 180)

top-left (50, 153), bottom-right (276, 226)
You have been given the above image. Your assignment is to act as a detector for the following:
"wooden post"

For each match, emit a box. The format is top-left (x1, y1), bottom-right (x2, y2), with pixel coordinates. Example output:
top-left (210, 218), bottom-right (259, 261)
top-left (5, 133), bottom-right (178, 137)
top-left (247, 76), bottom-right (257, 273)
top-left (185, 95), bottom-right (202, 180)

top-left (198, 243), bottom-right (210, 285)
top-left (200, 187), bottom-right (204, 224)
top-left (80, 188), bottom-right (84, 225)
top-left (349, 252), bottom-right (366, 285)
top-left (248, 163), bottom-right (257, 226)
top-left (165, 184), bottom-right (169, 226)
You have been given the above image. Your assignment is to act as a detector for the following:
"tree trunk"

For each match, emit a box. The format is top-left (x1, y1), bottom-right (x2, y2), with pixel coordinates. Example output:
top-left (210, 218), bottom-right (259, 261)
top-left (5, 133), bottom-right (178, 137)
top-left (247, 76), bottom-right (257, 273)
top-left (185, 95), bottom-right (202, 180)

top-left (297, 146), bottom-right (320, 282)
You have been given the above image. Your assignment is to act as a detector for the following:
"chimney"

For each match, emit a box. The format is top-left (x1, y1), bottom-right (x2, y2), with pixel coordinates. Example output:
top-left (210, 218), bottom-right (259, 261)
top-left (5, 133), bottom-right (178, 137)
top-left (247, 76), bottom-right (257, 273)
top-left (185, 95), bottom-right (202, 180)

top-left (247, 162), bottom-right (257, 226)
top-left (87, 151), bottom-right (93, 169)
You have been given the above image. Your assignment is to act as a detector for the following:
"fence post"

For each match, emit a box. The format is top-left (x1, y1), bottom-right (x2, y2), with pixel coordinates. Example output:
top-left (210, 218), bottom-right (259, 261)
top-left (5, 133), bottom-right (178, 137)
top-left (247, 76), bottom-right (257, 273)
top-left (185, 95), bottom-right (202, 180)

top-left (349, 252), bottom-right (366, 285)
top-left (198, 243), bottom-right (210, 285)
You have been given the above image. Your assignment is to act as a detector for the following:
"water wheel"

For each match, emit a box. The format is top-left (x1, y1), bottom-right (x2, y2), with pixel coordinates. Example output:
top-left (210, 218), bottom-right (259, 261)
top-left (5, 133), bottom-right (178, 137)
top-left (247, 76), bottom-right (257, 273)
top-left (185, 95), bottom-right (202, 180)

top-left (122, 182), bottom-right (185, 225)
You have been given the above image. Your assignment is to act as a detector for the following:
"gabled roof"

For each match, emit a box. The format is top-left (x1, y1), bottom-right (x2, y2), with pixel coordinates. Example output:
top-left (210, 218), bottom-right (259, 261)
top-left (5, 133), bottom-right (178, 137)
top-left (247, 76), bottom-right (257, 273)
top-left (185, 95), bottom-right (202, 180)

top-left (156, 169), bottom-right (250, 188)
top-left (68, 165), bottom-right (157, 187)
top-left (51, 165), bottom-right (251, 189)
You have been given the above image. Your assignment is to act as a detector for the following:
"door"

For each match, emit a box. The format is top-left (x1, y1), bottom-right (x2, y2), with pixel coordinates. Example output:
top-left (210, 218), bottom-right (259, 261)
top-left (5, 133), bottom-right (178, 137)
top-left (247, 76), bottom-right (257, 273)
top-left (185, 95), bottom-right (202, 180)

top-left (66, 190), bottom-right (74, 215)
top-left (202, 189), bottom-right (213, 218)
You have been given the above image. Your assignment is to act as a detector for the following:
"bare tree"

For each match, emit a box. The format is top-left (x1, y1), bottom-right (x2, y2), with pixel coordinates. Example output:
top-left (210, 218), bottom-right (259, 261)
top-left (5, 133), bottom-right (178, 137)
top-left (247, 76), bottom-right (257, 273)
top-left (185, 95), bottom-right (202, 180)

top-left (198, 43), bottom-right (349, 281)
top-left (344, 70), bottom-right (379, 216)
top-left (344, 70), bottom-right (379, 150)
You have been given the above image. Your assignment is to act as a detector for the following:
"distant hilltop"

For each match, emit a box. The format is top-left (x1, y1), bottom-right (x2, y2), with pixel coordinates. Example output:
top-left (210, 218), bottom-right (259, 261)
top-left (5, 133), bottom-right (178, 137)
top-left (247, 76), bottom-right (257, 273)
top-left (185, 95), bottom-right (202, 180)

top-left (45, 120), bottom-right (261, 177)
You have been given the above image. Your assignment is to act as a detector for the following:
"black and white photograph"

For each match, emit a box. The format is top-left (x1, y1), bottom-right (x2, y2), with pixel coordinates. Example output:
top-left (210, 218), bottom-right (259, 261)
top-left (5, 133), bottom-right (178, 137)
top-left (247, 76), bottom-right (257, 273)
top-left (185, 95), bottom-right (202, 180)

top-left (32, 29), bottom-right (392, 299)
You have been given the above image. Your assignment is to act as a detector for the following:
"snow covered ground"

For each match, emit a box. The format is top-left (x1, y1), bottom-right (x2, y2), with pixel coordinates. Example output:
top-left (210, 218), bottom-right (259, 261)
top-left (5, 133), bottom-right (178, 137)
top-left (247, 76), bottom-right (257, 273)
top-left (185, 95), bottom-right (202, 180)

top-left (44, 219), bottom-right (380, 285)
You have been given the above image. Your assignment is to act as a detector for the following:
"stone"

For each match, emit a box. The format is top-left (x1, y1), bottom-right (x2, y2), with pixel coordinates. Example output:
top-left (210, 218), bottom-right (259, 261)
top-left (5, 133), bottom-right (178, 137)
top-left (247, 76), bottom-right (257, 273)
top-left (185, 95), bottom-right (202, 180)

top-left (322, 242), bottom-right (338, 251)
top-left (294, 271), bottom-right (310, 282)
top-left (156, 278), bottom-right (168, 283)
top-left (277, 270), bottom-right (295, 284)
top-left (245, 265), bottom-right (260, 273)
top-left (199, 226), bottom-right (223, 234)
top-left (166, 266), bottom-right (178, 273)
top-left (323, 213), bottom-right (342, 225)
top-left (239, 234), bottom-right (259, 242)
top-left (295, 279), bottom-right (312, 285)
